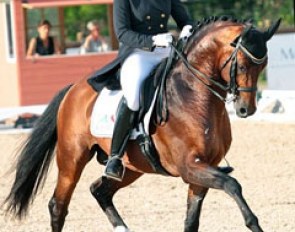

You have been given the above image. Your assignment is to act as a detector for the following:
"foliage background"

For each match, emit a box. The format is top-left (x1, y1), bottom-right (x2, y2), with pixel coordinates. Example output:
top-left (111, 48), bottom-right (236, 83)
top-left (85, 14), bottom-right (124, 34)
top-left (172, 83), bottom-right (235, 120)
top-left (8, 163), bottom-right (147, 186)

top-left (63, 0), bottom-right (294, 41)
top-left (184, 0), bottom-right (294, 28)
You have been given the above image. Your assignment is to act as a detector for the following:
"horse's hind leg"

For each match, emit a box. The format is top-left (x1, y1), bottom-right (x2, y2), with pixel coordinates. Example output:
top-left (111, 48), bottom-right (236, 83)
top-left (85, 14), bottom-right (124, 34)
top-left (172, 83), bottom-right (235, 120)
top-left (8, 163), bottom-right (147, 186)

top-left (90, 168), bottom-right (142, 232)
top-left (49, 146), bottom-right (91, 232)
top-left (184, 184), bottom-right (208, 232)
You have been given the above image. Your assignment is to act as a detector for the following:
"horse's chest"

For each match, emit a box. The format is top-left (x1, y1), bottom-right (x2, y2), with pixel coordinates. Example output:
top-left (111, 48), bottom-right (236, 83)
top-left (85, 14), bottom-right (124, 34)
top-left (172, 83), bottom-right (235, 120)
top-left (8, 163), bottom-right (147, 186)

top-left (197, 126), bottom-right (231, 162)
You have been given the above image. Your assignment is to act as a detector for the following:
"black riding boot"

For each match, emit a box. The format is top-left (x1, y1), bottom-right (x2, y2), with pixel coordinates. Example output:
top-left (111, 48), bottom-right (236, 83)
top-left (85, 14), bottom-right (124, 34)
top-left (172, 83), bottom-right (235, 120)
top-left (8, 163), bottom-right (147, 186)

top-left (104, 98), bottom-right (136, 181)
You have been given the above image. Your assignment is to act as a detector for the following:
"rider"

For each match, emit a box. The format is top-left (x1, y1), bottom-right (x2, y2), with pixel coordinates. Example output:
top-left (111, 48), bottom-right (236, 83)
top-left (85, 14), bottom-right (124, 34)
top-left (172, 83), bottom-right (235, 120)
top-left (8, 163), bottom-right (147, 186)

top-left (104, 0), bottom-right (193, 181)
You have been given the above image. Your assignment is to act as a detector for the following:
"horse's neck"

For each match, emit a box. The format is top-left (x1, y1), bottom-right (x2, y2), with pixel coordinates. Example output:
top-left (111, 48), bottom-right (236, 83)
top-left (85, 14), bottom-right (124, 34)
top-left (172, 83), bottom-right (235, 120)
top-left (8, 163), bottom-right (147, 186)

top-left (166, 68), bottom-right (227, 129)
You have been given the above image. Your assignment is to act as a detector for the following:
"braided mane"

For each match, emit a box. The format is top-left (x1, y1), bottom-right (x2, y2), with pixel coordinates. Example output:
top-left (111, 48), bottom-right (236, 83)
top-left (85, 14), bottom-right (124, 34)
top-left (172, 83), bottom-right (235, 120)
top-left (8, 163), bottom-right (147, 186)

top-left (184, 15), bottom-right (253, 51)
top-left (191, 15), bottom-right (253, 33)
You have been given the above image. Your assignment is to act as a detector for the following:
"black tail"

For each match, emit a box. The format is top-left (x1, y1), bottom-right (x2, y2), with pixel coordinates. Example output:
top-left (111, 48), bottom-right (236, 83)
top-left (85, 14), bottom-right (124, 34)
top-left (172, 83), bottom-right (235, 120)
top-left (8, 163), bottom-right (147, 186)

top-left (3, 85), bottom-right (72, 219)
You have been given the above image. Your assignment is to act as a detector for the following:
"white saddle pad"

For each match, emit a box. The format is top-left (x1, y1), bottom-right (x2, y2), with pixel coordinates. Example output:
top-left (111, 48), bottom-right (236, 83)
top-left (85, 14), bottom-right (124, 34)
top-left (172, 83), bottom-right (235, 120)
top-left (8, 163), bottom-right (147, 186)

top-left (90, 89), bottom-right (122, 138)
top-left (90, 88), bottom-right (157, 138)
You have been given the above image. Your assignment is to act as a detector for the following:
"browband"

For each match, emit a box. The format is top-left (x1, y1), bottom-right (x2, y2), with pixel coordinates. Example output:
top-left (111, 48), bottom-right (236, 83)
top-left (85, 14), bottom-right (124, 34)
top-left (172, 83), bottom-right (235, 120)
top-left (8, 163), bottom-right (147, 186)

top-left (239, 44), bottom-right (267, 64)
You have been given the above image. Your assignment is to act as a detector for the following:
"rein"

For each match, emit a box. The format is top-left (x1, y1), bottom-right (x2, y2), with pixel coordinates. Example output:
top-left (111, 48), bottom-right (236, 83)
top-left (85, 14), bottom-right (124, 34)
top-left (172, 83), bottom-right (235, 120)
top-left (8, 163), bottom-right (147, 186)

top-left (171, 26), bottom-right (267, 103)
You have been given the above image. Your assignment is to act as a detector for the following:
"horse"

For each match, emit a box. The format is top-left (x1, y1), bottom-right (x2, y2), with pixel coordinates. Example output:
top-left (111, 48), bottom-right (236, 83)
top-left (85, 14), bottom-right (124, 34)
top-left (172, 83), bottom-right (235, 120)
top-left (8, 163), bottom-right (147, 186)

top-left (3, 16), bottom-right (280, 232)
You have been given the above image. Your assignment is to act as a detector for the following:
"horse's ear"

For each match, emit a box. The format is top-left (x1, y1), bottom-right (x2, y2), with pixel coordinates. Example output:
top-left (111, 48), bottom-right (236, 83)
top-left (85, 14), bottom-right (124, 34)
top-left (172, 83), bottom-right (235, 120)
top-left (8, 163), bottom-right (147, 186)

top-left (263, 18), bottom-right (281, 41)
top-left (240, 25), bottom-right (252, 38)
top-left (230, 25), bottom-right (251, 47)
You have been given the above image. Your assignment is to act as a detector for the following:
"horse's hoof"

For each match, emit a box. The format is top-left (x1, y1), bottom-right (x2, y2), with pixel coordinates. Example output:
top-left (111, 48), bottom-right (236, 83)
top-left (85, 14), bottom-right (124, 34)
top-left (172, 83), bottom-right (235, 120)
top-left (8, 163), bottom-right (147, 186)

top-left (114, 226), bottom-right (130, 232)
top-left (250, 225), bottom-right (263, 232)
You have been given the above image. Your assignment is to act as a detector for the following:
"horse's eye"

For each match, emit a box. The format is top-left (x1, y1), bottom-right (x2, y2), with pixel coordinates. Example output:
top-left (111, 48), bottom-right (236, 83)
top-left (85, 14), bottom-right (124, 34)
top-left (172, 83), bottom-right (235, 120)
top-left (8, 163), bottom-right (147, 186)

top-left (238, 65), bottom-right (247, 73)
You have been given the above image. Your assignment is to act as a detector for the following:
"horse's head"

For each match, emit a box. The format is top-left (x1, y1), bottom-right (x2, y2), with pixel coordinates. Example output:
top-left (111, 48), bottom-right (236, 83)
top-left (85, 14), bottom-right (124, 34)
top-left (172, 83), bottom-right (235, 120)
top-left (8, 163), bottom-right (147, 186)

top-left (180, 17), bottom-right (281, 118)
top-left (217, 18), bottom-right (281, 117)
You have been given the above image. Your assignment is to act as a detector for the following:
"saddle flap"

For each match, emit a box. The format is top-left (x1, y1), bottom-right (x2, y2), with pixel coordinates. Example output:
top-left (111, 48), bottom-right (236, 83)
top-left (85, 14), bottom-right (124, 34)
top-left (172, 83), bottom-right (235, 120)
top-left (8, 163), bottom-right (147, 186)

top-left (138, 58), bottom-right (169, 121)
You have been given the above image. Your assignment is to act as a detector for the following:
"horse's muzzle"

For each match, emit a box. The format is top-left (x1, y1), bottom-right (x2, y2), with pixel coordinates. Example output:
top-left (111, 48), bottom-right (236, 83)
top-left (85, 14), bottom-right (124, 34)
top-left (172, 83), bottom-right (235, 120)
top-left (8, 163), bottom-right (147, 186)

top-left (234, 100), bottom-right (256, 118)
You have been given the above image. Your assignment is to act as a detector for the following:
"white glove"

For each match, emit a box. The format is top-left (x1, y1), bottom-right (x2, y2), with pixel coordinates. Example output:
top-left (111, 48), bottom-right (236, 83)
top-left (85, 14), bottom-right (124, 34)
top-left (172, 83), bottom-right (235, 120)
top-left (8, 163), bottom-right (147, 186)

top-left (179, 25), bottom-right (193, 41)
top-left (152, 33), bottom-right (173, 47)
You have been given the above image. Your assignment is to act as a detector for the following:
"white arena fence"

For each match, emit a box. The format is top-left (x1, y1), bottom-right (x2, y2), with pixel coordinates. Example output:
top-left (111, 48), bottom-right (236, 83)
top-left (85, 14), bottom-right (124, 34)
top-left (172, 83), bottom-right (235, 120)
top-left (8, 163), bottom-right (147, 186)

top-left (0, 89), bottom-right (295, 134)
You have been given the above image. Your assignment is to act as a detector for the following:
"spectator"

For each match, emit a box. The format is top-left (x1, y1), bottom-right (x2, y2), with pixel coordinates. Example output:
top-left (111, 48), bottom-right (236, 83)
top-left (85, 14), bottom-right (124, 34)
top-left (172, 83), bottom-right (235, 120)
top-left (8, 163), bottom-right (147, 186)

top-left (80, 20), bottom-right (109, 54)
top-left (26, 19), bottom-right (61, 58)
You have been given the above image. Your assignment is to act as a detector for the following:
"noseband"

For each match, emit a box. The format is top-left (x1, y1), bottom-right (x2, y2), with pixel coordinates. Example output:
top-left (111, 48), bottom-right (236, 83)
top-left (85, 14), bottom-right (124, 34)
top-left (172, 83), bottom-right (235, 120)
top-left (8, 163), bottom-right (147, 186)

top-left (173, 26), bottom-right (267, 103)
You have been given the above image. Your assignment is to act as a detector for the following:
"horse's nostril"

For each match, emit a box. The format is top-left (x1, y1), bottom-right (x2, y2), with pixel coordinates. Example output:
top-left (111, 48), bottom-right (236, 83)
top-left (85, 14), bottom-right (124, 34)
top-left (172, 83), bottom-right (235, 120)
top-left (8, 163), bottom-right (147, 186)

top-left (239, 107), bottom-right (247, 116)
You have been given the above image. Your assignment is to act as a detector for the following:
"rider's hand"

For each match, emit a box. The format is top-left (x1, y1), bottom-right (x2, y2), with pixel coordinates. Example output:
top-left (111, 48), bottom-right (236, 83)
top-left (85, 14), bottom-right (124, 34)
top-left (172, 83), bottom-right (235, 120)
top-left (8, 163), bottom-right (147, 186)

top-left (152, 33), bottom-right (173, 47)
top-left (179, 25), bottom-right (193, 41)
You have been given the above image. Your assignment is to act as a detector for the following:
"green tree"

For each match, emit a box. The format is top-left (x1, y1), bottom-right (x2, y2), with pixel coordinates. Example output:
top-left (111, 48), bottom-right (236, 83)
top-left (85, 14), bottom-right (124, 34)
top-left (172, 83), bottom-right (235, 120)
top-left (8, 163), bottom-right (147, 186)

top-left (64, 5), bottom-right (108, 41)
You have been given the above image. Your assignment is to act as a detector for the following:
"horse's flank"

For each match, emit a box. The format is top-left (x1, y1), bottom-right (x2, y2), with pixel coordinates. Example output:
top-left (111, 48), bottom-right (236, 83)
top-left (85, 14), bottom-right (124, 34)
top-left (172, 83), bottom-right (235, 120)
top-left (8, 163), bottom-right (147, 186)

top-left (58, 80), bottom-right (155, 174)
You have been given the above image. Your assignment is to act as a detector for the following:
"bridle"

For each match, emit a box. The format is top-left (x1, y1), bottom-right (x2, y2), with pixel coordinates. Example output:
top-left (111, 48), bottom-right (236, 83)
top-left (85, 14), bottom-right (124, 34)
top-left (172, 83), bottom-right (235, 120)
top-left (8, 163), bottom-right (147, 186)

top-left (172, 26), bottom-right (267, 103)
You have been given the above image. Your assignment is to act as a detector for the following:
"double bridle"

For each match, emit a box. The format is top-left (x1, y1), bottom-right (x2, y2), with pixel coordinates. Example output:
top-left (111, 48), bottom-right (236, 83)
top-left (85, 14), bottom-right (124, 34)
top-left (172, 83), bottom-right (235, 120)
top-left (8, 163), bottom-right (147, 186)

top-left (172, 26), bottom-right (267, 103)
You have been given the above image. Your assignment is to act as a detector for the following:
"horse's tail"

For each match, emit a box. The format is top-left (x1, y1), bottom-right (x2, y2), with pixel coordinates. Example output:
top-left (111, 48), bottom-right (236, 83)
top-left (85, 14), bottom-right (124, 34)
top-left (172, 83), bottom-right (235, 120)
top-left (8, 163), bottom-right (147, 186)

top-left (3, 85), bottom-right (72, 219)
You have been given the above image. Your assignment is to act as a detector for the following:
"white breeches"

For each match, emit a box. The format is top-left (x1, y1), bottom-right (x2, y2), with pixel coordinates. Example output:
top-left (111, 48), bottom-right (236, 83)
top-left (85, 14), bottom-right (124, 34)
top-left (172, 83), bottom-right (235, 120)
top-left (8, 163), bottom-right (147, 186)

top-left (120, 47), bottom-right (171, 111)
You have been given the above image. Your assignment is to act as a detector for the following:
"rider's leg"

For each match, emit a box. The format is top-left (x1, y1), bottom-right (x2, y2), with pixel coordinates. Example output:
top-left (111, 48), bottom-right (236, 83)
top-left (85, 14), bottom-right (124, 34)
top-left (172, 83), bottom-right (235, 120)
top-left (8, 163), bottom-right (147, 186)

top-left (104, 47), bottom-right (171, 181)
top-left (104, 98), bottom-right (136, 181)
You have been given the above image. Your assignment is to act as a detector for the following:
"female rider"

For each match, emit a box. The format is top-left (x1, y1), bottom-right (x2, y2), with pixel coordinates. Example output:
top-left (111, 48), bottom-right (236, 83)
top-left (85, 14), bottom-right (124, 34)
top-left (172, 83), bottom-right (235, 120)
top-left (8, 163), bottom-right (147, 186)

top-left (104, 0), bottom-right (193, 181)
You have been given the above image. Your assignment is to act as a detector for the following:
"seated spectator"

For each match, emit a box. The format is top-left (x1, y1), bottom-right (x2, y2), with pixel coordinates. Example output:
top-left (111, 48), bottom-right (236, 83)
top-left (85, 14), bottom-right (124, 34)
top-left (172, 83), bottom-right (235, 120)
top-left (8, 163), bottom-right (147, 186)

top-left (26, 19), bottom-right (61, 57)
top-left (80, 20), bottom-right (109, 54)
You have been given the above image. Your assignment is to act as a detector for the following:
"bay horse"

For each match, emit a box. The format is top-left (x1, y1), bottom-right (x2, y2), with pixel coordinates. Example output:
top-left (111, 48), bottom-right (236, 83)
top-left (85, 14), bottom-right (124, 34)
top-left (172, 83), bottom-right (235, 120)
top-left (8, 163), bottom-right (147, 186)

top-left (4, 17), bottom-right (280, 232)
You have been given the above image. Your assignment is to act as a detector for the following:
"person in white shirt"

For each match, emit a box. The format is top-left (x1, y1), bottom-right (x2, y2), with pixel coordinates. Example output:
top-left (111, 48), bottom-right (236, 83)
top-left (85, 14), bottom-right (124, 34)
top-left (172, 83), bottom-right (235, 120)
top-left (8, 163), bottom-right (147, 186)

top-left (80, 20), bottom-right (108, 54)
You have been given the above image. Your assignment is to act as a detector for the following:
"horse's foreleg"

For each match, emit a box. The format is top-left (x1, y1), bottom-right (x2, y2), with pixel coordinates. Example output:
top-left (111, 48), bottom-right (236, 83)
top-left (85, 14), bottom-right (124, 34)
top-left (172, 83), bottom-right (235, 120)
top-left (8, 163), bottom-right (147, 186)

top-left (182, 163), bottom-right (263, 232)
top-left (49, 147), bottom-right (90, 232)
top-left (90, 168), bottom-right (142, 232)
top-left (184, 184), bottom-right (208, 232)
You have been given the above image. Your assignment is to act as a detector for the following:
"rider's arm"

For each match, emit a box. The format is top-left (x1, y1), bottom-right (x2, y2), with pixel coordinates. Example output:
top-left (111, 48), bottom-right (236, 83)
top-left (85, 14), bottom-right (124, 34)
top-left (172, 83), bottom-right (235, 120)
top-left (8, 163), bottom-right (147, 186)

top-left (171, 0), bottom-right (193, 29)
